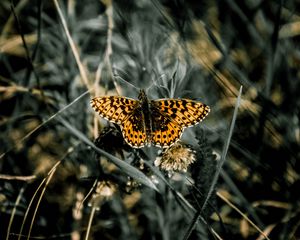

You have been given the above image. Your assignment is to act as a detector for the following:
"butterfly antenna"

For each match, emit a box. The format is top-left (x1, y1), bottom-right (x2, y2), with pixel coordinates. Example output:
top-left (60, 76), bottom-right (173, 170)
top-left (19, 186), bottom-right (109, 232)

top-left (170, 60), bottom-right (178, 97)
top-left (145, 75), bottom-right (161, 92)
top-left (146, 71), bottom-right (171, 97)
top-left (112, 67), bottom-right (139, 94)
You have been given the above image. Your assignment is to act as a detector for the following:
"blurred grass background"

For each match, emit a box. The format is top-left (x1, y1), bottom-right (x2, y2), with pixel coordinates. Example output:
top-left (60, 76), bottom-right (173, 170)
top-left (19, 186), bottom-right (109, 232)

top-left (1, 0), bottom-right (300, 239)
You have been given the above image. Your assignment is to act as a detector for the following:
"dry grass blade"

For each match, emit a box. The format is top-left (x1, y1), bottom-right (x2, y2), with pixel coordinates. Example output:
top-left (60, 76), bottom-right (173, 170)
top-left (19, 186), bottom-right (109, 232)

top-left (52, 0), bottom-right (90, 88)
top-left (26, 163), bottom-right (59, 240)
top-left (6, 187), bottom-right (25, 240)
top-left (57, 117), bottom-right (158, 191)
top-left (15, 160), bottom-right (61, 240)
top-left (85, 206), bottom-right (97, 240)
top-left (1, 1), bottom-right (298, 238)
top-left (0, 90), bottom-right (90, 160)
top-left (183, 86), bottom-right (243, 240)
top-left (0, 175), bottom-right (36, 181)
top-left (202, 86), bottom-right (243, 211)
top-left (217, 191), bottom-right (270, 240)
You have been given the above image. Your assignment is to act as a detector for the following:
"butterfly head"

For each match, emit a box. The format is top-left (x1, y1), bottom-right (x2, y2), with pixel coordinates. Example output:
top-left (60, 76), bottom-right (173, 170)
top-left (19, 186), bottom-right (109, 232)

top-left (138, 89), bottom-right (148, 103)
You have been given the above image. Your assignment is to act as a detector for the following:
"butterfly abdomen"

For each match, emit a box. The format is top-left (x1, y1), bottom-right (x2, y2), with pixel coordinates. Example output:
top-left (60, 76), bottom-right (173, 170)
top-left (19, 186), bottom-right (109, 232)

top-left (138, 92), bottom-right (152, 144)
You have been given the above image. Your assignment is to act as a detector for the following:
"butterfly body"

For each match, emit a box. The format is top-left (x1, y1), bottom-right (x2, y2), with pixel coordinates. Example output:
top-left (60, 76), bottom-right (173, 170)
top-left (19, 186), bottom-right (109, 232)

top-left (91, 90), bottom-right (210, 148)
top-left (137, 90), bottom-right (152, 145)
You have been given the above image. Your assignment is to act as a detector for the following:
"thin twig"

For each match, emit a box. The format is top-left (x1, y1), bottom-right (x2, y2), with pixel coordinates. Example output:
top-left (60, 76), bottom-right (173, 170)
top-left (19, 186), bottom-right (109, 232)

top-left (85, 206), bottom-right (97, 240)
top-left (0, 174), bottom-right (36, 181)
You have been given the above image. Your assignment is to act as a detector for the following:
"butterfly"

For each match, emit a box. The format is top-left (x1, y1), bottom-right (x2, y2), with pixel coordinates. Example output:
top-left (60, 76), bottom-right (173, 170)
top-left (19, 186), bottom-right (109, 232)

top-left (91, 89), bottom-right (210, 148)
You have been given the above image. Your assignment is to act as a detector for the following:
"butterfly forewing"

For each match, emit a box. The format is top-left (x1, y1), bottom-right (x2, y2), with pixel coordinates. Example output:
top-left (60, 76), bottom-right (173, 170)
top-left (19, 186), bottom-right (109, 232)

top-left (91, 96), bottom-right (138, 124)
top-left (151, 99), bottom-right (210, 128)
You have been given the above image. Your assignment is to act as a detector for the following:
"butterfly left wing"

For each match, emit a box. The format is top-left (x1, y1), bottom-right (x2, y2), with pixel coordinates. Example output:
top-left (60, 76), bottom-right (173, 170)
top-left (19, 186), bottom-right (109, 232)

top-left (121, 107), bottom-right (148, 148)
top-left (150, 99), bottom-right (210, 148)
top-left (91, 96), bottom-right (148, 148)
top-left (91, 96), bottom-right (138, 124)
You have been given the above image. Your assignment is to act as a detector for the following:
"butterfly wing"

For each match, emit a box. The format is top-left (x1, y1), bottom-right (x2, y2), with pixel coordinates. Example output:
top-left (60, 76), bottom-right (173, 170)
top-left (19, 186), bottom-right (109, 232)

top-left (121, 107), bottom-right (148, 148)
top-left (150, 106), bottom-right (183, 147)
top-left (151, 99), bottom-right (210, 127)
top-left (91, 96), bottom-right (147, 148)
top-left (91, 96), bottom-right (138, 124)
top-left (150, 99), bottom-right (210, 147)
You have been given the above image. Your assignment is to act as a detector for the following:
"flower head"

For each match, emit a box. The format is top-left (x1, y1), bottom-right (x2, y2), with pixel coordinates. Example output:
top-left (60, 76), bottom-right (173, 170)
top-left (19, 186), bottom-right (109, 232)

top-left (155, 142), bottom-right (196, 173)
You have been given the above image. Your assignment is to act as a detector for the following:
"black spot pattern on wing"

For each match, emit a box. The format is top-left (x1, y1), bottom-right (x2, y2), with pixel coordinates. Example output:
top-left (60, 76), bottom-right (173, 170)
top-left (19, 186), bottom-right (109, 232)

top-left (121, 107), bottom-right (148, 148)
top-left (91, 90), bottom-right (210, 148)
top-left (91, 96), bottom-right (138, 124)
top-left (150, 106), bottom-right (183, 148)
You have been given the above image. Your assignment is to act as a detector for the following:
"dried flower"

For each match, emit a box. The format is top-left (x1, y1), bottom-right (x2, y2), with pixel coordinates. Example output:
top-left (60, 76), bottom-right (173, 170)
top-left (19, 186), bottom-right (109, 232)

top-left (154, 142), bottom-right (196, 173)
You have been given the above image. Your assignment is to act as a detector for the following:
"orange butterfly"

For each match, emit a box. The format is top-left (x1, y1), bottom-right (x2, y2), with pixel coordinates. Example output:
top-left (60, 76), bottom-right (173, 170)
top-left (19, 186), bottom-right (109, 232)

top-left (91, 90), bottom-right (210, 148)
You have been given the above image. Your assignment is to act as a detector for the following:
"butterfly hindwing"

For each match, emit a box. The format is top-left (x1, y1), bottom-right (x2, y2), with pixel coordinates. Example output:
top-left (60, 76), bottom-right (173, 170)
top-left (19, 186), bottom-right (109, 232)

top-left (150, 106), bottom-right (183, 148)
top-left (121, 107), bottom-right (148, 148)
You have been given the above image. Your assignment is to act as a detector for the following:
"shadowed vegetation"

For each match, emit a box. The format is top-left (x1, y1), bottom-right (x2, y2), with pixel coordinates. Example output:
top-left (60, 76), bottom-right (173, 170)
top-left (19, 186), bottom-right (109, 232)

top-left (0, 0), bottom-right (299, 239)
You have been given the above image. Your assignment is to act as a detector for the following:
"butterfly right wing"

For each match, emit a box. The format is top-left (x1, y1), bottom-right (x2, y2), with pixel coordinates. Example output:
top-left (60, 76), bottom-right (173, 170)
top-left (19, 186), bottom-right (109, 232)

top-left (151, 99), bottom-right (210, 127)
top-left (90, 96), bottom-right (148, 148)
top-left (150, 105), bottom-right (183, 148)
top-left (149, 99), bottom-right (210, 148)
